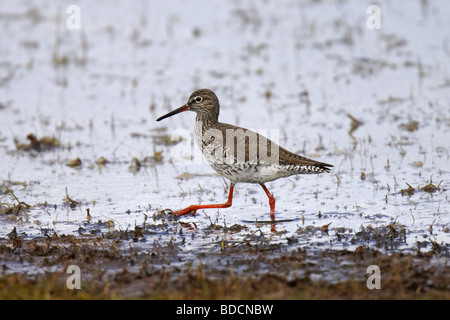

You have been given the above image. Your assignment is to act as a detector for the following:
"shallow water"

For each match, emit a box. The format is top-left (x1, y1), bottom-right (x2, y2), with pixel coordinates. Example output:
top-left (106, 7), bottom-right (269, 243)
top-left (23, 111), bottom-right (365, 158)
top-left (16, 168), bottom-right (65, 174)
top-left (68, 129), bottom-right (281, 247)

top-left (1, 0), bottom-right (449, 277)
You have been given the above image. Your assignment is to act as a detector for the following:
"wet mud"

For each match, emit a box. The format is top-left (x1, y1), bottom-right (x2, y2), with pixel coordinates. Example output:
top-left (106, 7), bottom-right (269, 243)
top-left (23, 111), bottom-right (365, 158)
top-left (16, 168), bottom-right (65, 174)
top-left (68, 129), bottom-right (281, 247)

top-left (0, 213), bottom-right (448, 299)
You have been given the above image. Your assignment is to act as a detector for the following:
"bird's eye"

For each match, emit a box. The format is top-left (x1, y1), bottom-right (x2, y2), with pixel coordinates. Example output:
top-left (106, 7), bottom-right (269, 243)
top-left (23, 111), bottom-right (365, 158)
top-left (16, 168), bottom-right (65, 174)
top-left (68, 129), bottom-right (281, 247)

top-left (195, 96), bottom-right (203, 103)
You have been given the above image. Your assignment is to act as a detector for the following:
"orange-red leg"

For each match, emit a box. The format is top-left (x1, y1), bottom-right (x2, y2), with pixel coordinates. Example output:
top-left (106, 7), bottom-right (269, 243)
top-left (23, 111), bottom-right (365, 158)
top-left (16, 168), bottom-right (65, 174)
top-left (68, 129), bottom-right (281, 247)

top-left (260, 183), bottom-right (276, 220)
top-left (172, 184), bottom-right (234, 216)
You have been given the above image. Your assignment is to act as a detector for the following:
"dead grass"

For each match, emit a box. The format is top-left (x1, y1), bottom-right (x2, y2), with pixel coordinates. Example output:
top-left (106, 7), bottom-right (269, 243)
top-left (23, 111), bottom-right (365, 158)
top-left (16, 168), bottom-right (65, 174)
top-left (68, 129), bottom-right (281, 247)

top-left (0, 235), bottom-right (447, 300)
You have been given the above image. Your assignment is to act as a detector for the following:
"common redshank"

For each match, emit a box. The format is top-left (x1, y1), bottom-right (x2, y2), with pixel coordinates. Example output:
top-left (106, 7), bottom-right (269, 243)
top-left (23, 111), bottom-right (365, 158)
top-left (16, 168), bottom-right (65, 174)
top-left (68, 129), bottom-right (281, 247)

top-left (156, 89), bottom-right (333, 220)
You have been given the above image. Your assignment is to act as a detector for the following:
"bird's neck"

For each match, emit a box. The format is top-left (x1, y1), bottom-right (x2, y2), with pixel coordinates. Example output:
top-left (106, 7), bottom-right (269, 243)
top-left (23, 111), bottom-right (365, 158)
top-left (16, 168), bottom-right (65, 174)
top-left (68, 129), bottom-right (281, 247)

top-left (195, 113), bottom-right (219, 129)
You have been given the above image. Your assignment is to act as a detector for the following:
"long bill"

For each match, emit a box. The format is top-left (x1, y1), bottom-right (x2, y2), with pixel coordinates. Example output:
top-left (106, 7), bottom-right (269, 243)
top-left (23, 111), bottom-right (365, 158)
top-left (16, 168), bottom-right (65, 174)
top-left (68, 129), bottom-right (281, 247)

top-left (156, 104), bottom-right (190, 121)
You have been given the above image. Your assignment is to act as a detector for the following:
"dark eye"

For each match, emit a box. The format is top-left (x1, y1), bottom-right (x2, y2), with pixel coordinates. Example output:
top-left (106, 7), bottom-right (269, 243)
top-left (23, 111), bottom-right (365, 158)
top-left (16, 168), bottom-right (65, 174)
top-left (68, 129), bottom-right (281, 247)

top-left (195, 96), bottom-right (203, 103)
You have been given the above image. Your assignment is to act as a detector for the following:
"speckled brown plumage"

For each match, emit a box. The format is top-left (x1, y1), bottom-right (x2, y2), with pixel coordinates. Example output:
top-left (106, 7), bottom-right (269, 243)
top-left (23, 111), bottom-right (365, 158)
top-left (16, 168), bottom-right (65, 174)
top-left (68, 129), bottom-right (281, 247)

top-left (156, 89), bottom-right (333, 221)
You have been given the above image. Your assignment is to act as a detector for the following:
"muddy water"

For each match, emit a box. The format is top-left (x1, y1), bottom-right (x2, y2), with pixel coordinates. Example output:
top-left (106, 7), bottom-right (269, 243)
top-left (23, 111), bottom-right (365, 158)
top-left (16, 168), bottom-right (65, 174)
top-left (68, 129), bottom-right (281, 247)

top-left (1, 0), bottom-right (449, 282)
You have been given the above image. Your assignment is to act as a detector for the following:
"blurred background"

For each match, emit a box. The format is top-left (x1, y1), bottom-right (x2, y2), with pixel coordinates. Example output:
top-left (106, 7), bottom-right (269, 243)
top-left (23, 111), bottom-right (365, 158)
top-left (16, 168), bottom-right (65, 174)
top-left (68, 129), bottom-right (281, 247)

top-left (0, 0), bottom-right (449, 294)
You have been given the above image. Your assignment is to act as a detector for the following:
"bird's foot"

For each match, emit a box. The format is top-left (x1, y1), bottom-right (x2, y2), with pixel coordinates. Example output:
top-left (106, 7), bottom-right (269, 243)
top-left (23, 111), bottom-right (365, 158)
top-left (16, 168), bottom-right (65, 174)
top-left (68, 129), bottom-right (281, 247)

top-left (171, 206), bottom-right (198, 216)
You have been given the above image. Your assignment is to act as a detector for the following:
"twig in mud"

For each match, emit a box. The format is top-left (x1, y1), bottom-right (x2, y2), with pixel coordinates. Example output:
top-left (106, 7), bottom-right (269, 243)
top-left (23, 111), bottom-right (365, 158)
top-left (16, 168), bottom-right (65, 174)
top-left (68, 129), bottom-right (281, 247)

top-left (1, 188), bottom-right (31, 214)
top-left (203, 211), bottom-right (222, 229)
top-left (428, 219), bottom-right (436, 235)
top-left (64, 187), bottom-right (80, 208)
